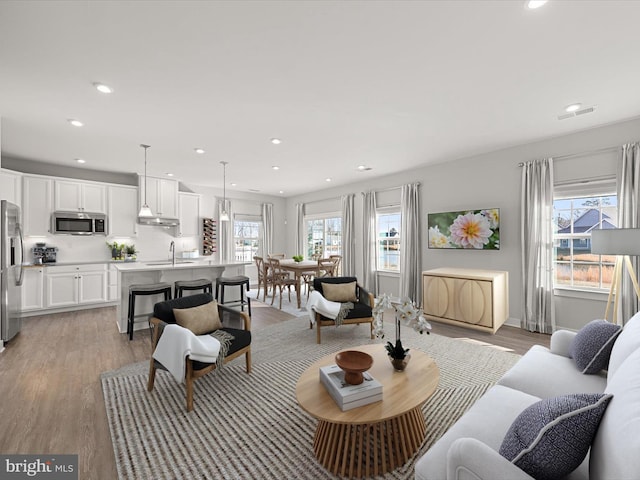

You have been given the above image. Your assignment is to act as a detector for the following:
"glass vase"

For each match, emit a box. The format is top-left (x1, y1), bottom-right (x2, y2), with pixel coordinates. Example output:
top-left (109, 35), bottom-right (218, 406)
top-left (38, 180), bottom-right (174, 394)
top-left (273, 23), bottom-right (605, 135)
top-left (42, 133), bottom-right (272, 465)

top-left (389, 353), bottom-right (411, 371)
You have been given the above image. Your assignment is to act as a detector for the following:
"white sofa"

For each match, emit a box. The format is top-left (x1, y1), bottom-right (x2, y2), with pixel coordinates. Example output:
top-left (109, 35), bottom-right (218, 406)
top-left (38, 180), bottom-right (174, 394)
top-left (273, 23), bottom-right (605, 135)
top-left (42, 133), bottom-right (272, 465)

top-left (414, 312), bottom-right (640, 480)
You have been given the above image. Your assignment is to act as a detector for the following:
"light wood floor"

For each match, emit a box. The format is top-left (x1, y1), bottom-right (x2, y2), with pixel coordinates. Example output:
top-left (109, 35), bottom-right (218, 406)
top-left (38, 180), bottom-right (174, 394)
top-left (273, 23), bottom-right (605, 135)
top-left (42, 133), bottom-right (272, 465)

top-left (0, 301), bottom-right (548, 479)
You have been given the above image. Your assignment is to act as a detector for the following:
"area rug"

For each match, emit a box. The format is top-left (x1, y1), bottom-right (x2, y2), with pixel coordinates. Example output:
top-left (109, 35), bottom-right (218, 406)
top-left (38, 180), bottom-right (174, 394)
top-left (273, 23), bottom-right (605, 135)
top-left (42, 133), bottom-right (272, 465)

top-left (247, 288), bottom-right (310, 318)
top-left (101, 320), bottom-right (522, 479)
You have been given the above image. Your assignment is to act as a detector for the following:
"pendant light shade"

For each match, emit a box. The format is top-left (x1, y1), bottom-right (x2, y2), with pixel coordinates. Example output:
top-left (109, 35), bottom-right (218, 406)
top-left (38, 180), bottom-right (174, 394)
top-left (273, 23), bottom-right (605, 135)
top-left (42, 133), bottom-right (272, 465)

top-left (220, 161), bottom-right (229, 222)
top-left (138, 144), bottom-right (154, 217)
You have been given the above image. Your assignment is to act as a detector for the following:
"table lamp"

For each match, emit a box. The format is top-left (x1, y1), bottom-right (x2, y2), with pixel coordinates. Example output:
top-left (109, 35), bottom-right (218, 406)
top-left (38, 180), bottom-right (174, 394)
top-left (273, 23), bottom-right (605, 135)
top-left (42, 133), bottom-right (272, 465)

top-left (591, 228), bottom-right (640, 324)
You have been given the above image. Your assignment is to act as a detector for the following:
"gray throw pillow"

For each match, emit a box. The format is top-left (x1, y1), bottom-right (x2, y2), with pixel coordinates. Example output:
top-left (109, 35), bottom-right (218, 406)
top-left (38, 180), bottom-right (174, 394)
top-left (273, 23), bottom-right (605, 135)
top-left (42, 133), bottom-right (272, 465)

top-left (570, 319), bottom-right (622, 374)
top-left (499, 393), bottom-right (613, 480)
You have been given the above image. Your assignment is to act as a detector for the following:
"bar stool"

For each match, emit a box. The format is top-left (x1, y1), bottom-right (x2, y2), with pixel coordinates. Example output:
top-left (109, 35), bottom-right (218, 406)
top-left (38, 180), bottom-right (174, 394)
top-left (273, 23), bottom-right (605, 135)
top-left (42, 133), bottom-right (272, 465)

top-left (127, 282), bottom-right (172, 341)
top-left (174, 278), bottom-right (213, 298)
top-left (215, 275), bottom-right (251, 316)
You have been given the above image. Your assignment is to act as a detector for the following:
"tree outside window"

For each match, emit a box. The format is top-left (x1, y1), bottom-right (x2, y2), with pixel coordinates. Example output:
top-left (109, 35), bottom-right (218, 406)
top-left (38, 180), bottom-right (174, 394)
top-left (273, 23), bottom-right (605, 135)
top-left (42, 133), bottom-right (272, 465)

top-left (553, 194), bottom-right (617, 289)
top-left (377, 210), bottom-right (401, 271)
top-left (305, 216), bottom-right (341, 259)
top-left (234, 220), bottom-right (261, 261)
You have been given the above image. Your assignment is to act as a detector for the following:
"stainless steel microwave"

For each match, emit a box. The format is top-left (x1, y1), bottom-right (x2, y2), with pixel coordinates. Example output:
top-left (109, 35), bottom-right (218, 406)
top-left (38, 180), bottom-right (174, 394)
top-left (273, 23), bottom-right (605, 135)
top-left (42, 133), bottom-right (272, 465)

top-left (52, 211), bottom-right (107, 235)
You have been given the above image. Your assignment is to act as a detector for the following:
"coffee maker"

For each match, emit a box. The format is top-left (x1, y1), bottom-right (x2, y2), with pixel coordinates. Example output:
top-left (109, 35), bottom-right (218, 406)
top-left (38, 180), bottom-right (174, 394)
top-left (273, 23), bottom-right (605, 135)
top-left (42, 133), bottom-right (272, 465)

top-left (32, 244), bottom-right (58, 264)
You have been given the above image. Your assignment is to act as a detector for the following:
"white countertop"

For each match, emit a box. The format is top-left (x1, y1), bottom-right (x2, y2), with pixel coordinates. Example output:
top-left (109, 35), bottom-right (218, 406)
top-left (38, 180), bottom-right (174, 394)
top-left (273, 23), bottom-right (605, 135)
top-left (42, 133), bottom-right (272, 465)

top-left (112, 260), bottom-right (250, 272)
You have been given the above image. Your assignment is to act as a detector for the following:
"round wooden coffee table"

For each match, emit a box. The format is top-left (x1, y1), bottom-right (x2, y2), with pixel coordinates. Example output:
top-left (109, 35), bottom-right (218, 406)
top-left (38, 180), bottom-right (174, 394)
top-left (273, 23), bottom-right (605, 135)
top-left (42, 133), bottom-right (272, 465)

top-left (296, 344), bottom-right (439, 478)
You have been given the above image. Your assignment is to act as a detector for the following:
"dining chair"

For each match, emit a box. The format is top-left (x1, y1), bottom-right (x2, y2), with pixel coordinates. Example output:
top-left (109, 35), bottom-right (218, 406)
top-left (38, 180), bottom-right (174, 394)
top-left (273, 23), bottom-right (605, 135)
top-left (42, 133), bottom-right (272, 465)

top-left (317, 258), bottom-right (336, 277)
top-left (268, 258), bottom-right (298, 309)
top-left (268, 253), bottom-right (285, 259)
top-left (329, 255), bottom-right (342, 276)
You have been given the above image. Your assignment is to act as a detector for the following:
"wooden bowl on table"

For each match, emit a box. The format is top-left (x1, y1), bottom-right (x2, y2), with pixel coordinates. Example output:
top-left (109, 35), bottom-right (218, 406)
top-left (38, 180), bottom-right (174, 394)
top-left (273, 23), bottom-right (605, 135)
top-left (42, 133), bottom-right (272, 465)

top-left (335, 350), bottom-right (373, 385)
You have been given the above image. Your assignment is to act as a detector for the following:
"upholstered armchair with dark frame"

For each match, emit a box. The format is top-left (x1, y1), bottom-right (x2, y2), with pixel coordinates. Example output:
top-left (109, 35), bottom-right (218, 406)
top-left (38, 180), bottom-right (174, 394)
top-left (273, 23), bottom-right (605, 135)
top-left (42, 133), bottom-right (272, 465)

top-left (311, 276), bottom-right (375, 344)
top-left (147, 293), bottom-right (251, 412)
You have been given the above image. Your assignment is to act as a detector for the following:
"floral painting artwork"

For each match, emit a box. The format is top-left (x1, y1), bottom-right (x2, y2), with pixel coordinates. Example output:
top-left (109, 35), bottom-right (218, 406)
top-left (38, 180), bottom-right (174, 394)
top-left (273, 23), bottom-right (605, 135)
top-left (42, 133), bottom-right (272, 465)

top-left (428, 208), bottom-right (500, 250)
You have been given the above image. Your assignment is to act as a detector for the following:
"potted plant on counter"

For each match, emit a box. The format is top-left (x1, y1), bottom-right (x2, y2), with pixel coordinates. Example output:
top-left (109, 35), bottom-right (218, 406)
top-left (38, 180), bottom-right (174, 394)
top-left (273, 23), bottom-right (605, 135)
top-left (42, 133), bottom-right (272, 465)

top-left (106, 241), bottom-right (123, 260)
top-left (124, 244), bottom-right (137, 262)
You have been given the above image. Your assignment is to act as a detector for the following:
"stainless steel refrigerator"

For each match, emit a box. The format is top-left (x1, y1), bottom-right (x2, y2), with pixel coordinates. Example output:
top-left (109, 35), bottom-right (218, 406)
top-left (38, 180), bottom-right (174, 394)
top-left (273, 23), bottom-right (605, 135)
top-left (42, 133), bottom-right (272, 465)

top-left (1, 200), bottom-right (24, 342)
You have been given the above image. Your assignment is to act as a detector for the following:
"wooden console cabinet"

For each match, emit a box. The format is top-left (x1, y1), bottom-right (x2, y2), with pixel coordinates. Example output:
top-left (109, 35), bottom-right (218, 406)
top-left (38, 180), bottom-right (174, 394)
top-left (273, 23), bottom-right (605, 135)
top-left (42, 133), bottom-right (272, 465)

top-left (422, 268), bottom-right (508, 334)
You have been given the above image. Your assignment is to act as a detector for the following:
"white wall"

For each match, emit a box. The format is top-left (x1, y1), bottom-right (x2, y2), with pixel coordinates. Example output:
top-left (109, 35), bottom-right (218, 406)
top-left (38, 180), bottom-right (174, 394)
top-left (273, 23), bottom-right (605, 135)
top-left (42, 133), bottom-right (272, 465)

top-left (285, 116), bottom-right (640, 331)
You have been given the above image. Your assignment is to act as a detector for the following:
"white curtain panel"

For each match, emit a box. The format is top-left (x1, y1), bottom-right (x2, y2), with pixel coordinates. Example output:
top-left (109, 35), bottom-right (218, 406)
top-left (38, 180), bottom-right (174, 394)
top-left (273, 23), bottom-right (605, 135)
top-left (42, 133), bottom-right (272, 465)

top-left (362, 191), bottom-right (378, 294)
top-left (295, 203), bottom-right (305, 257)
top-left (399, 183), bottom-right (421, 303)
top-left (617, 142), bottom-right (640, 324)
top-left (219, 199), bottom-right (234, 263)
top-left (261, 203), bottom-right (273, 259)
top-left (341, 194), bottom-right (355, 276)
top-left (520, 158), bottom-right (556, 333)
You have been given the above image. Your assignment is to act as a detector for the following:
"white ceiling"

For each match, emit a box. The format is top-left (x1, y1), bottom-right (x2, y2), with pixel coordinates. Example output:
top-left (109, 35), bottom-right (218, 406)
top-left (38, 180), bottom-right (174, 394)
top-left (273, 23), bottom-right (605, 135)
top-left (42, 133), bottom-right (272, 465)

top-left (1, 1), bottom-right (640, 197)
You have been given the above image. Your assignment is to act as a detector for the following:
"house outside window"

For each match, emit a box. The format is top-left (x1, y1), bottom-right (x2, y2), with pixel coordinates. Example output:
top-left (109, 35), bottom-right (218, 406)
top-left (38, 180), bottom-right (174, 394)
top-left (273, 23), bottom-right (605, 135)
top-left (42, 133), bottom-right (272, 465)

top-left (234, 219), bottom-right (262, 261)
top-left (553, 192), bottom-right (617, 290)
top-left (377, 209), bottom-right (401, 272)
top-left (304, 215), bottom-right (342, 259)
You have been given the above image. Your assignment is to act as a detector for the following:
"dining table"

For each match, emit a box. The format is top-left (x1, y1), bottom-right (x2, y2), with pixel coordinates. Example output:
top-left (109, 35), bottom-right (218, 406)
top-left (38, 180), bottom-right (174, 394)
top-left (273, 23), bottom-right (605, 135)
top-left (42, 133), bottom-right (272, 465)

top-left (278, 259), bottom-right (321, 308)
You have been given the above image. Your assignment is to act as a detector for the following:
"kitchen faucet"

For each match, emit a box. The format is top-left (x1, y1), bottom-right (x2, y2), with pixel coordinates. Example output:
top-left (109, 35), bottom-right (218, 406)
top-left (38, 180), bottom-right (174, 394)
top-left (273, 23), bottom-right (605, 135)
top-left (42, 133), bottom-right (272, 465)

top-left (170, 240), bottom-right (175, 266)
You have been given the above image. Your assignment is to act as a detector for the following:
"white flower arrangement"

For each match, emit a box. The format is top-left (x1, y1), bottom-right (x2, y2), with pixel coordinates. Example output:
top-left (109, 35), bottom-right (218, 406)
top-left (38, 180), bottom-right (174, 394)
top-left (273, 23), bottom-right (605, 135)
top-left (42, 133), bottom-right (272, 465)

top-left (372, 293), bottom-right (432, 359)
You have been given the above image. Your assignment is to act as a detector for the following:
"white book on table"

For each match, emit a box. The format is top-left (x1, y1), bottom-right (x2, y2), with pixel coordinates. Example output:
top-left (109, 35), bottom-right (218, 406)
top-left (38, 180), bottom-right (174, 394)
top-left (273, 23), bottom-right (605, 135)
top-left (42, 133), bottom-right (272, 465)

top-left (319, 364), bottom-right (383, 404)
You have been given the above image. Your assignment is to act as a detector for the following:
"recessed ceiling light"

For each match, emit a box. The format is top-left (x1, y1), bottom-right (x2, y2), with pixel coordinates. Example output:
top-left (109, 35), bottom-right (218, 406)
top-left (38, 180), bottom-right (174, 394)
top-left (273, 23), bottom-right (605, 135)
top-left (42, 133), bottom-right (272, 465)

top-left (68, 119), bottom-right (83, 127)
top-left (272, 166), bottom-right (280, 170)
top-left (94, 82), bottom-right (113, 94)
top-left (194, 148), bottom-right (205, 154)
top-left (325, 178), bottom-right (332, 182)
top-left (565, 103), bottom-right (582, 112)
top-left (271, 138), bottom-right (282, 145)
top-left (166, 173), bottom-right (174, 177)
top-left (75, 158), bottom-right (86, 164)
top-left (527, 0), bottom-right (548, 9)
top-left (279, 190), bottom-right (284, 194)
top-left (357, 165), bottom-right (373, 171)
top-left (231, 183), bottom-right (237, 186)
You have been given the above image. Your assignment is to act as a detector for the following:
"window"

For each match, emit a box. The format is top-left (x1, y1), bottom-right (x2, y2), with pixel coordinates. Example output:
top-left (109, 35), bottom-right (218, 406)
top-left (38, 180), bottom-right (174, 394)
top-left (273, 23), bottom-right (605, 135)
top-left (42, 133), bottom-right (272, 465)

top-left (234, 220), bottom-right (262, 261)
top-left (553, 193), bottom-right (617, 290)
top-left (377, 209), bottom-right (401, 272)
top-left (304, 215), bottom-right (341, 259)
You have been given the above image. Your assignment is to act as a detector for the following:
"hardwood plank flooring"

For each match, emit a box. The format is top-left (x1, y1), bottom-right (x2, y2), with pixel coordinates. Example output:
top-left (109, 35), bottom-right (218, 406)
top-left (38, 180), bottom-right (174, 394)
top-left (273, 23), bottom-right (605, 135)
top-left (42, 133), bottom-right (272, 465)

top-left (0, 301), bottom-right (547, 479)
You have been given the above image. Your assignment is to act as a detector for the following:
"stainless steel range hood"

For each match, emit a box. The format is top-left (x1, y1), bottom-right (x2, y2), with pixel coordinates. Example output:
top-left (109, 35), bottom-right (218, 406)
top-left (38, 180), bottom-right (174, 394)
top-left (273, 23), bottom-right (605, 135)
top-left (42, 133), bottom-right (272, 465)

top-left (137, 216), bottom-right (180, 227)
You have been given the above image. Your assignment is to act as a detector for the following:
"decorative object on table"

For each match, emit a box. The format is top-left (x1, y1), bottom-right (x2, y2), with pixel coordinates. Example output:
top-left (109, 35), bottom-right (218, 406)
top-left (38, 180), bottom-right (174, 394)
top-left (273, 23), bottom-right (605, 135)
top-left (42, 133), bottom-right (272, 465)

top-left (292, 254), bottom-right (303, 262)
top-left (334, 350), bottom-right (373, 385)
top-left (428, 208), bottom-right (500, 250)
top-left (319, 363), bottom-right (382, 411)
top-left (372, 293), bottom-right (432, 371)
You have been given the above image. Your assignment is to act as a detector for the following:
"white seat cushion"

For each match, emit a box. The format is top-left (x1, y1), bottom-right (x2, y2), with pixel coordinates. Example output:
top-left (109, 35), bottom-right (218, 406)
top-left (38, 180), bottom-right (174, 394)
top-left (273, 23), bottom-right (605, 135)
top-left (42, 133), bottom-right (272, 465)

top-left (415, 385), bottom-right (540, 480)
top-left (497, 345), bottom-right (606, 399)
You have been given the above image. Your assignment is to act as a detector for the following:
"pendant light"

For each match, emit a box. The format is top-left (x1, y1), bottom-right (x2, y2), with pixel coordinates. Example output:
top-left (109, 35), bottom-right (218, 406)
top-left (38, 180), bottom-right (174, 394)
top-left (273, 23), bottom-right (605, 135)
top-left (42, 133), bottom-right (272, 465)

top-left (138, 144), bottom-right (153, 217)
top-left (220, 161), bottom-right (229, 222)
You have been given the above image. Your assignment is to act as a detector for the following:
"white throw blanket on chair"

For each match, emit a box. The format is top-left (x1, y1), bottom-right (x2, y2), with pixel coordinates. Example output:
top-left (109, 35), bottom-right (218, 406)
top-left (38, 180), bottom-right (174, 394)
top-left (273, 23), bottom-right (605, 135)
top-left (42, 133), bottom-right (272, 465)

top-left (307, 290), bottom-right (342, 323)
top-left (153, 324), bottom-right (221, 383)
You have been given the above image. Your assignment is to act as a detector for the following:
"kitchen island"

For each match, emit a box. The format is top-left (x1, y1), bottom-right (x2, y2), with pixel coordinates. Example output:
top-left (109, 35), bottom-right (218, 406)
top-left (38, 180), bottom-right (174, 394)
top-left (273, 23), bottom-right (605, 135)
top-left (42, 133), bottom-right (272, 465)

top-left (112, 259), bottom-right (249, 334)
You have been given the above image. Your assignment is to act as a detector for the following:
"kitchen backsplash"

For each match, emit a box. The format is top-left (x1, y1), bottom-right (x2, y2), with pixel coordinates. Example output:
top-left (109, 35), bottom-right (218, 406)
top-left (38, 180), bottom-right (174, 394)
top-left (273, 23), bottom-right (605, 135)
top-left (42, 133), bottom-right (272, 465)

top-left (24, 225), bottom-right (204, 264)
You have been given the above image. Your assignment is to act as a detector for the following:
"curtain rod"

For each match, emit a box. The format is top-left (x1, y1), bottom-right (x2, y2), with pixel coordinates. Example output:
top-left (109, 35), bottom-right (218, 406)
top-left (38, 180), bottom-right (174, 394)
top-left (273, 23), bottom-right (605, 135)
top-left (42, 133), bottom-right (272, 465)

top-left (360, 182), bottom-right (422, 195)
top-left (299, 196), bottom-right (342, 206)
top-left (518, 145), bottom-right (620, 167)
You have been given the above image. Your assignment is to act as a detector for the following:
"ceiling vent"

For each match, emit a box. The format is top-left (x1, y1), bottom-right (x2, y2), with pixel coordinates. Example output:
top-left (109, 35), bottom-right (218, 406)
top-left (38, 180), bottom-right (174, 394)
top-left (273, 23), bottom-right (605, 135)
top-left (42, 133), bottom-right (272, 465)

top-left (557, 106), bottom-right (596, 120)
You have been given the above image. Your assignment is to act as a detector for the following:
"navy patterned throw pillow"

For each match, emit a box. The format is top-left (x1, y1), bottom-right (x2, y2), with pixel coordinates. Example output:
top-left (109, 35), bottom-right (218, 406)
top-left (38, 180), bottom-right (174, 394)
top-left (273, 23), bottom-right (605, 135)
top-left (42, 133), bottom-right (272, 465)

top-left (499, 393), bottom-right (613, 480)
top-left (570, 319), bottom-right (622, 374)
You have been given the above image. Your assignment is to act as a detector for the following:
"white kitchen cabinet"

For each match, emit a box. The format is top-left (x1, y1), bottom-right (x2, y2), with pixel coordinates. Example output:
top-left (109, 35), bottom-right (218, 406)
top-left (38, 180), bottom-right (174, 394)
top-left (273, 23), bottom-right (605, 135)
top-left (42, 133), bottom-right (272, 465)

top-left (0, 169), bottom-right (22, 206)
top-left (45, 264), bottom-right (107, 308)
top-left (54, 179), bottom-right (106, 213)
top-left (139, 175), bottom-right (178, 217)
top-left (178, 192), bottom-right (201, 237)
top-left (108, 265), bottom-right (119, 301)
top-left (422, 268), bottom-right (508, 334)
top-left (108, 185), bottom-right (138, 237)
top-left (22, 175), bottom-right (53, 236)
top-left (21, 267), bottom-right (44, 311)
